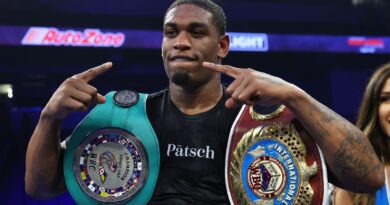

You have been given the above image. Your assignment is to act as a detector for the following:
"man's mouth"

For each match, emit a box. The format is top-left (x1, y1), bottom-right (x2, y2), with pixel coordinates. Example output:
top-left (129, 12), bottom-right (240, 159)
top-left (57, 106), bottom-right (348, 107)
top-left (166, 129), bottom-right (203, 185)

top-left (170, 56), bottom-right (197, 61)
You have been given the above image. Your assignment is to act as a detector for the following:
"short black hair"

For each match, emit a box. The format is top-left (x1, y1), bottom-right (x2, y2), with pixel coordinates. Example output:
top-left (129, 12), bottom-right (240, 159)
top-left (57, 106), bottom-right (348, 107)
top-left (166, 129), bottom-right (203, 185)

top-left (164, 0), bottom-right (226, 36)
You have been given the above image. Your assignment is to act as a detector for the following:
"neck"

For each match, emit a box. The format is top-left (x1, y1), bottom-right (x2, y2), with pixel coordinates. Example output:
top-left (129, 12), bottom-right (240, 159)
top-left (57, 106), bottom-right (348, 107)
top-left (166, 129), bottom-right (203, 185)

top-left (169, 78), bottom-right (223, 115)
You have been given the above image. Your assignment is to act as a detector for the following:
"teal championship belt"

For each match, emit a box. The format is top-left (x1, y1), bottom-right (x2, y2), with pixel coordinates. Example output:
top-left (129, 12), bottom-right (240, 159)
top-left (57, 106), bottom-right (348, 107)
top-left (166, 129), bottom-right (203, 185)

top-left (64, 90), bottom-right (160, 205)
top-left (225, 105), bottom-right (328, 205)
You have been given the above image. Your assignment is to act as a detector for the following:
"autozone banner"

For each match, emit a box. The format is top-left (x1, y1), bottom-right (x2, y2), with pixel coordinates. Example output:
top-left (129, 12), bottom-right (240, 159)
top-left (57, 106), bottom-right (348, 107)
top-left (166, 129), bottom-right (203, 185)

top-left (0, 25), bottom-right (390, 54)
top-left (0, 25), bottom-right (162, 49)
top-left (21, 27), bottom-right (125, 47)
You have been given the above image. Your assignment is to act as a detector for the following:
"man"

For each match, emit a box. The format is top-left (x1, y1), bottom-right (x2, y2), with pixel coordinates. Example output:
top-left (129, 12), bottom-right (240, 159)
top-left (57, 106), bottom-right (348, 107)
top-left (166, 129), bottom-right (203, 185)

top-left (25, 0), bottom-right (384, 204)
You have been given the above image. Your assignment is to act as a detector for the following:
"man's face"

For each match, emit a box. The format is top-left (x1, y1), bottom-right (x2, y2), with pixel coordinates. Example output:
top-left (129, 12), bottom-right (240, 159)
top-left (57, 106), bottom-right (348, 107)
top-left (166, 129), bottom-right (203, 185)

top-left (162, 4), bottom-right (228, 90)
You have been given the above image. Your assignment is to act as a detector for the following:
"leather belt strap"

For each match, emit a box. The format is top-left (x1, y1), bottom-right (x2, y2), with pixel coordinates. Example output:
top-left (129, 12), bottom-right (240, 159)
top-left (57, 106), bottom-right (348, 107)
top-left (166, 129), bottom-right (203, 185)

top-left (225, 105), bottom-right (328, 205)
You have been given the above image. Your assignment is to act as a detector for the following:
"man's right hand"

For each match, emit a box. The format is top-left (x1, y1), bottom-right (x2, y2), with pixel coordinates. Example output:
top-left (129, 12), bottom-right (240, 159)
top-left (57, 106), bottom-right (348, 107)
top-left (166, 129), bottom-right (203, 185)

top-left (42, 62), bottom-right (113, 120)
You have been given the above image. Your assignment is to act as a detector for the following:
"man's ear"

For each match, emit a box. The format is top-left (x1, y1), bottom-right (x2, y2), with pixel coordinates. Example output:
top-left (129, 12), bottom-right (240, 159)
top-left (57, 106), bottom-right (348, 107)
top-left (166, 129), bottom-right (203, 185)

top-left (217, 34), bottom-right (230, 59)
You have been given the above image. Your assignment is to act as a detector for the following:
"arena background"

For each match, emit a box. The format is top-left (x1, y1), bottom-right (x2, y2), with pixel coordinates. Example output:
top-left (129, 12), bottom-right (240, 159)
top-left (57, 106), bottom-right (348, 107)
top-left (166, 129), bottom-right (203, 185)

top-left (1, 0), bottom-right (390, 204)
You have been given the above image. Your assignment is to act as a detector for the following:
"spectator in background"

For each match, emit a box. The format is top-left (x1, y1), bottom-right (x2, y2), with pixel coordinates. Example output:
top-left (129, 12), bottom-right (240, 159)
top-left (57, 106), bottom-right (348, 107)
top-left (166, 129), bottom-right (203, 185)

top-left (334, 62), bottom-right (390, 205)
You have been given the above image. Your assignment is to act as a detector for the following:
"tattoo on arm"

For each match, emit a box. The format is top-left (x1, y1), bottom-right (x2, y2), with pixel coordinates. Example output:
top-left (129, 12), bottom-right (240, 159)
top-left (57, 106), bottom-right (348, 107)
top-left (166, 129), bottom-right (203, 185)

top-left (310, 103), bottom-right (341, 140)
top-left (314, 111), bottom-right (333, 140)
top-left (309, 103), bottom-right (380, 180)
top-left (334, 129), bottom-right (371, 178)
top-left (334, 124), bottom-right (383, 182)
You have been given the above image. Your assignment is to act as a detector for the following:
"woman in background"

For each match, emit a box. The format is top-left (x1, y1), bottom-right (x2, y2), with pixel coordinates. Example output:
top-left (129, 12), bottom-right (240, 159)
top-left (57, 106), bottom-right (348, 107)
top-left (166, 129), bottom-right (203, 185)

top-left (334, 63), bottom-right (390, 205)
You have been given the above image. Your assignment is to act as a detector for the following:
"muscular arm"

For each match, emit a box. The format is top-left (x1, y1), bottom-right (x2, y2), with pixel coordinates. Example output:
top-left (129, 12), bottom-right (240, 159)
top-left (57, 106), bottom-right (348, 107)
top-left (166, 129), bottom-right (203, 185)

top-left (286, 88), bottom-right (383, 192)
top-left (24, 62), bottom-right (112, 198)
top-left (203, 62), bottom-right (384, 192)
top-left (25, 113), bottom-right (67, 198)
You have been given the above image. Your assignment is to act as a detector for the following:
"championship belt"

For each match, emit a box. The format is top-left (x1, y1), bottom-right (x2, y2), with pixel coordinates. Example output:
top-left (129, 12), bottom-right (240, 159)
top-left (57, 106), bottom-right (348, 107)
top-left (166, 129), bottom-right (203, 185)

top-left (64, 90), bottom-right (160, 205)
top-left (225, 105), bottom-right (328, 205)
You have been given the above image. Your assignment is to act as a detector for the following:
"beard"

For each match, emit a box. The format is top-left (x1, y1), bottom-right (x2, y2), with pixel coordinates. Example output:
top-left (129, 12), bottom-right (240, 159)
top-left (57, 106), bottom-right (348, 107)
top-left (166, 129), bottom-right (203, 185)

top-left (171, 70), bottom-right (207, 92)
top-left (172, 70), bottom-right (190, 87)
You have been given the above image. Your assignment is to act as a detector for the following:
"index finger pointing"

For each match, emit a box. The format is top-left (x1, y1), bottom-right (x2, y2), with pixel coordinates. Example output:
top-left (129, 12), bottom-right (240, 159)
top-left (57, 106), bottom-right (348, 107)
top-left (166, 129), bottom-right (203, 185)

top-left (73, 62), bottom-right (113, 82)
top-left (202, 62), bottom-right (240, 78)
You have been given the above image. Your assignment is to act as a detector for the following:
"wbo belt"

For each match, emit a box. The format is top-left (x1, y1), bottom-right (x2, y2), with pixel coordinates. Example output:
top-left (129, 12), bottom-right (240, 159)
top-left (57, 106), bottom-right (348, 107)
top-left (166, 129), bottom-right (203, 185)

top-left (64, 90), bottom-right (160, 205)
top-left (225, 105), bottom-right (328, 205)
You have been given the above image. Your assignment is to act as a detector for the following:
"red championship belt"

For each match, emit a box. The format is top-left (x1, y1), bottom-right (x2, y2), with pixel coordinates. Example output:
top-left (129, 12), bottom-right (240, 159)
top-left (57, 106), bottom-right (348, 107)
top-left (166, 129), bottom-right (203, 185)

top-left (225, 105), bottom-right (328, 205)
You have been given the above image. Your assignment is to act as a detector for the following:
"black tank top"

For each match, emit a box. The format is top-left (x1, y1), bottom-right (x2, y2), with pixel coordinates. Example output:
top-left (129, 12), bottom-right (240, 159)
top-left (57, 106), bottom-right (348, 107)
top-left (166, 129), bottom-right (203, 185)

top-left (146, 88), bottom-right (240, 204)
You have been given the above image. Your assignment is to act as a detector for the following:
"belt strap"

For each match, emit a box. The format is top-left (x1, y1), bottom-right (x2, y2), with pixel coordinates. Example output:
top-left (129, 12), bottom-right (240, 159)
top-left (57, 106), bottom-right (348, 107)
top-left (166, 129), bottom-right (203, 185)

top-left (225, 105), bottom-right (328, 205)
top-left (64, 91), bottom-right (159, 205)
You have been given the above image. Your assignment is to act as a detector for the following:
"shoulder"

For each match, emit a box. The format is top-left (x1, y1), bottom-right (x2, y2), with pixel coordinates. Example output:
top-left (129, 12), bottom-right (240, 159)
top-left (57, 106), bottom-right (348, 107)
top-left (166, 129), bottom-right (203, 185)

top-left (147, 89), bottom-right (168, 107)
top-left (147, 89), bottom-right (167, 100)
top-left (146, 89), bottom-right (168, 121)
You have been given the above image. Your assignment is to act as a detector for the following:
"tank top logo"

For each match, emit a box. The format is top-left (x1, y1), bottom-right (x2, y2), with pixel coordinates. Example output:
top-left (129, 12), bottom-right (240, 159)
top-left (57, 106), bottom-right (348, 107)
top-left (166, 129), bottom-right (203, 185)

top-left (166, 144), bottom-right (215, 159)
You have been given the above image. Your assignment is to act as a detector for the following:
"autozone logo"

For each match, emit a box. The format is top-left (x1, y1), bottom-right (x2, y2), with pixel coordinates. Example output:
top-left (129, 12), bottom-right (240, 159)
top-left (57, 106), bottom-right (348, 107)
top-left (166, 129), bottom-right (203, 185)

top-left (21, 27), bottom-right (125, 47)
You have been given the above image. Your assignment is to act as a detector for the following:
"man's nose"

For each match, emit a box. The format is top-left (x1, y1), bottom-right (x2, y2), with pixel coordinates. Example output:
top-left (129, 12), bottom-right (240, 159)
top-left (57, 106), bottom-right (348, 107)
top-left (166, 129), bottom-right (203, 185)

top-left (173, 32), bottom-right (191, 50)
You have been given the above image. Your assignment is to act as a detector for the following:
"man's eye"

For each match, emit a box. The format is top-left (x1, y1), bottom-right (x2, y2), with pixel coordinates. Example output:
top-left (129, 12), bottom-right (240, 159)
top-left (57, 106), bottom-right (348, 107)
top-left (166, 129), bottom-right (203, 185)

top-left (164, 30), bottom-right (177, 37)
top-left (192, 30), bottom-right (204, 37)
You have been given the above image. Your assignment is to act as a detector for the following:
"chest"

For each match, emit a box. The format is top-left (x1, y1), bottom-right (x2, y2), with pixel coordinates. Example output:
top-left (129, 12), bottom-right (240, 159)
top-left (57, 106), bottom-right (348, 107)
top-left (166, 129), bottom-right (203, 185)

top-left (158, 110), bottom-right (228, 159)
